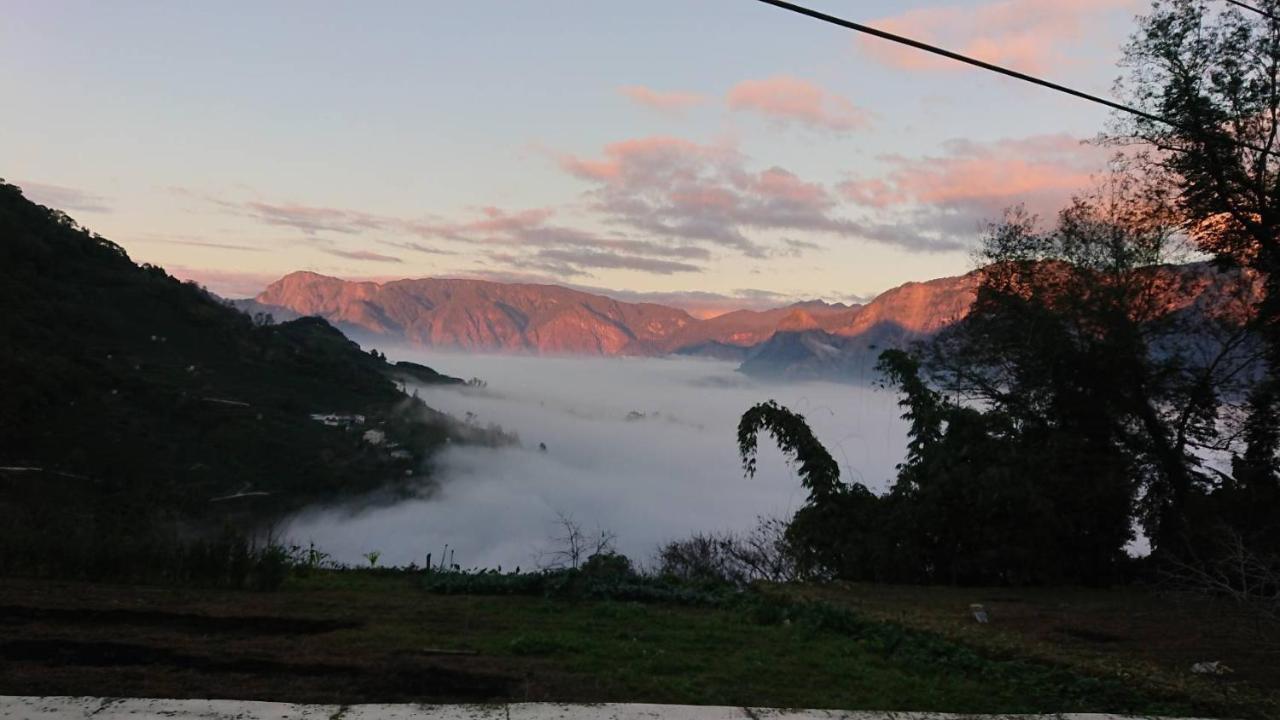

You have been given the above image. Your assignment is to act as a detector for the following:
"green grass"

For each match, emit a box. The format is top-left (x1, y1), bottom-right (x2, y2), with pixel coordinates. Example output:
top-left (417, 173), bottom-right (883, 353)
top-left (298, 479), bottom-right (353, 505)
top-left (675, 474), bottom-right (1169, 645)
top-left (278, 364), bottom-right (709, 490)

top-left (279, 571), bottom-right (1197, 714)
top-left (784, 581), bottom-right (1280, 718)
top-left (4, 570), bottom-right (1275, 716)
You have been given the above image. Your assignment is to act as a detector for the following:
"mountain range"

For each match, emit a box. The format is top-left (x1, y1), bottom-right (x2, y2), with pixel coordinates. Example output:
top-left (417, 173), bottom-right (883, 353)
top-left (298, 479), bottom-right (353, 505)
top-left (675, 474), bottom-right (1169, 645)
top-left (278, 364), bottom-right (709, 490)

top-left (247, 265), bottom-right (1252, 382)
top-left (244, 270), bottom-right (977, 380)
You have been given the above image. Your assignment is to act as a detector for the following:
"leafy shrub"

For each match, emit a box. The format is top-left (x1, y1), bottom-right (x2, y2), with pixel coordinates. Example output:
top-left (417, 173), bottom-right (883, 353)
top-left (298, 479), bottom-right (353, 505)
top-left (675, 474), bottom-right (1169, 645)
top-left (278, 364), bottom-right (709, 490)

top-left (658, 516), bottom-right (803, 587)
top-left (579, 551), bottom-right (633, 579)
top-left (417, 560), bottom-right (729, 606)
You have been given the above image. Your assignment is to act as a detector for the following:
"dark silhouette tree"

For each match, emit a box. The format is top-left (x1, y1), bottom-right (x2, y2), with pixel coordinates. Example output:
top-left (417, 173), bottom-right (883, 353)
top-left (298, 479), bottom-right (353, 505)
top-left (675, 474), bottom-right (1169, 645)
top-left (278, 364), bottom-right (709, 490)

top-left (738, 400), bottom-right (842, 501)
top-left (737, 172), bottom-right (1256, 582)
top-left (1111, 0), bottom-right (1280, 488)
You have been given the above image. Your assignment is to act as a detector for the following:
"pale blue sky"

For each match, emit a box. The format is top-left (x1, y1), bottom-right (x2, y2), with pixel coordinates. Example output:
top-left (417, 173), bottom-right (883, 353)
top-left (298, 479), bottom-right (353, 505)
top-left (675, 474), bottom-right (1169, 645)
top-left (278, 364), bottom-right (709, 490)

top-left (2, 0), bottom-right (1143, 312)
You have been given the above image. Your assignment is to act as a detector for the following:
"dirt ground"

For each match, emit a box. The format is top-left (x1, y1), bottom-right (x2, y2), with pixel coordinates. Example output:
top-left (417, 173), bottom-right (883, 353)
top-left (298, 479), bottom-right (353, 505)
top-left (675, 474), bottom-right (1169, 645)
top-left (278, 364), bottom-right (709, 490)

top-left (0, 578), bottom-right (525, 704)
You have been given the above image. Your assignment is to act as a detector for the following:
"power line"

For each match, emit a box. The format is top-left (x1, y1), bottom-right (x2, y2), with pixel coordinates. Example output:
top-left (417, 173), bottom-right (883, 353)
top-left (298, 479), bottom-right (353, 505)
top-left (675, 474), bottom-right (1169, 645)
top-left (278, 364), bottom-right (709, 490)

top-left (1223, 0), bottom-right (1280, 22)
top-left (754, 0), bottom-right (1270, 155)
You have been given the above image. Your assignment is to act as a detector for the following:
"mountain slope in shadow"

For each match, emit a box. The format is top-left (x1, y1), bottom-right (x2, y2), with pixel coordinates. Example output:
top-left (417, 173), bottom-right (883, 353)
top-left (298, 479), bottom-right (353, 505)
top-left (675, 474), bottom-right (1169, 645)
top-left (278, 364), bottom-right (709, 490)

top-left (0, 181), bottom-right (476, 535)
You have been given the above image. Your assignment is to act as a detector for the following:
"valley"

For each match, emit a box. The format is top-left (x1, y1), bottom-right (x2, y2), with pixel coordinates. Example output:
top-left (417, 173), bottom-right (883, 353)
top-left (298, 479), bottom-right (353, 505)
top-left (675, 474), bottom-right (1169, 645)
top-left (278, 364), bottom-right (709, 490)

top-left (280, 352), bottom-right (908, 569)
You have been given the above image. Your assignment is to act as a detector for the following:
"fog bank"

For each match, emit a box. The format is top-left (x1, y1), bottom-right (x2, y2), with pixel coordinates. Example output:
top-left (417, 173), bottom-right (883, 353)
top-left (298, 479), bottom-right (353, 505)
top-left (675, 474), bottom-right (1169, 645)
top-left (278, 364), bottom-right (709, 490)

top-left (284, 352), bottom-right (909, 569)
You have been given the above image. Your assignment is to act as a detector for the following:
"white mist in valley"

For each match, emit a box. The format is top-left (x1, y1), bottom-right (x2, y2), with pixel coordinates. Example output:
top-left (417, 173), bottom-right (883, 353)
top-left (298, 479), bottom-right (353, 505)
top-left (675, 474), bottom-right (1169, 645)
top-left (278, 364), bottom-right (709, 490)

top-left (284, 352), bottom-right (910, 569)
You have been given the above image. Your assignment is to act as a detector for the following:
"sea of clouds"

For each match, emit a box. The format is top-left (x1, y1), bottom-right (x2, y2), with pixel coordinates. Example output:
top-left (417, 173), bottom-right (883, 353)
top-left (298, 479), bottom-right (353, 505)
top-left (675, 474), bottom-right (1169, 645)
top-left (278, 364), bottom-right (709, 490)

top-left (283, 351), bottom-right (909, 569)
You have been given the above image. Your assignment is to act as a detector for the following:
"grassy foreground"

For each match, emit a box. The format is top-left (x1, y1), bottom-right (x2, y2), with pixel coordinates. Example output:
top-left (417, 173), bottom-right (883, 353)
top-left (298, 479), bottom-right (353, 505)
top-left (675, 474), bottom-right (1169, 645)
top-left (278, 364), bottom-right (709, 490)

top-left (1, 572), bottom-right (1275, 718)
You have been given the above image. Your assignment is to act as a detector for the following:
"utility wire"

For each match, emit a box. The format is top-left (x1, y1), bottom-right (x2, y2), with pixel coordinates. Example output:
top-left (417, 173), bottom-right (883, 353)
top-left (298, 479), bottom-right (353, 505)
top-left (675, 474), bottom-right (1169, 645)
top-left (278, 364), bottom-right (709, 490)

top-left (1223, 0), bottom-right (1280, 22)
top-left (753, 0), bottom-right (1271, 156)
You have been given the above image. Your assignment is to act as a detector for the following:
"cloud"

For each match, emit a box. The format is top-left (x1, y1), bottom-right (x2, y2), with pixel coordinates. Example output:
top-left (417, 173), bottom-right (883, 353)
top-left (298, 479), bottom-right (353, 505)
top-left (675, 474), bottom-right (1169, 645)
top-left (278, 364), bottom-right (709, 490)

top-left (414, 206), bottom-right (716, 276)
top-left (218, 195), bottom-right (713, 278)
top-left (574, 286), bottom-right (795, 315)
top-left (619, 85), bottom-right (706, 113)
top-left (321, 248), bottom-right (403, 263)
top-left (241, 201), bottom-right (389, 235)
top-left (839, 133), bottom-right (1107, 244)
top-left (560, 136), bottom-right (957, 254)
top-left (165, 265), bottom-right (285, 298)
top-left (841, 133), bottom-right (1104, 216)
top-left (18, 181), bottom-right (112, 213)
top-left (212, 125), bottom-right (1004, 286)
top-left (605, 286), bottom-right (858, 318)
top-left (860, 0), bottom-right (1139, 74)
top-left (591, 238), bottom-right (710, 260)
top-left (726, 75), bottom-right (870, 132)
top-left (771, 237), bottom-right (824, 258)
top-left (450, 206), bottom-right (556, 235)
top-left (283, 354), bottom-right (910, 569)
top-left (175, 240), bottom-right (265, 252)
top-left (379, 240), bottom-right (457, 256)
top-left (535, 248), bottom-right (701, 275)
top-left (217, 188), bottom-right (718, 278)
top-left (132, 235), bottom-right (267, 253)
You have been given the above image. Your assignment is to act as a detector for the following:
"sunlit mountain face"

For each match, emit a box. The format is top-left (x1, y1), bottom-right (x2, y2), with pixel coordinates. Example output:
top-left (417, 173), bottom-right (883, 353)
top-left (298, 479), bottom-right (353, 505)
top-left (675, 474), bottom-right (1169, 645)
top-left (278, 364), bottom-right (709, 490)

top-left (246, 262), bottom-right (1254, 381)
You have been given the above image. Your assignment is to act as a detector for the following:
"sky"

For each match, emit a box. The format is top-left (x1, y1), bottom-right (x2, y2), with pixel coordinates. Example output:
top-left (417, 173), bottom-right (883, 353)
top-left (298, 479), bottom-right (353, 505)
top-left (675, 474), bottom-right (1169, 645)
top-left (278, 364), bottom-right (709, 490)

top-left (2, 0), bottom-right (1145, 314)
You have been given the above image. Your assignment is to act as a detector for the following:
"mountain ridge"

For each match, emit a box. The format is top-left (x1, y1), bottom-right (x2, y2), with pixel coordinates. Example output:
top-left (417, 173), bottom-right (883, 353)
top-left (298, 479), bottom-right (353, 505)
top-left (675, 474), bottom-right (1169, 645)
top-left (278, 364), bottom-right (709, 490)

top-left (248, 263), bottom-right (1247, 381)
top-left (252, 270), bottom-right (883, 358)
top-left (255, 271), bottom-right (697, 356)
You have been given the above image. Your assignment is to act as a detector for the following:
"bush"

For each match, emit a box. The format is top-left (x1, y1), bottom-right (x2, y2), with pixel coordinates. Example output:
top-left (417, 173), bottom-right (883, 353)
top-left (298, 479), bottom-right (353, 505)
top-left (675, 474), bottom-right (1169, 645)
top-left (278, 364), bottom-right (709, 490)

top-left (580, 551), bottom-right (633, 579)
top-left (658, 516), bottom-right (803, 587)
top-left (417, 558), bottom-right (728, 606)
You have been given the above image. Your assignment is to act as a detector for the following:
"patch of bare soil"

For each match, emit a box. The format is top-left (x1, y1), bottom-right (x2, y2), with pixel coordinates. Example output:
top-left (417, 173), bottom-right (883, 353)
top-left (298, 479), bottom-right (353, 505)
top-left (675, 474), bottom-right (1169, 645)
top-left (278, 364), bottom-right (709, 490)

top-left (0, 580), bottom-right (519, 704)
top-left (0, 604), bottom-right (360, 635)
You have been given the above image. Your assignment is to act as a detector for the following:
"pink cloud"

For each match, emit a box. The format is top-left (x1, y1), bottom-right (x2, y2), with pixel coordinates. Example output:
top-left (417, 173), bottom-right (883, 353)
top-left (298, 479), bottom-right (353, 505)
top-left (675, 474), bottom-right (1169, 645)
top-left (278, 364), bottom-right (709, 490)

top-left (468, 206), bottom-right (556, 232)
top-left (166, 265), bottom-right (285, 298)
top-left (560, 136), bottom-right (717, 183)
top-left (726, 75), bottom-right (870, 132)
top-left (861, 0), bottom-right (1140, 74)
top-left (840, 134), bottom-right (1107, 220)
top-left (559, 135), bottom-right (961, 253)
top-left (751, 167), bottom-right (831, 207)
top-left (214, 186), bottom-right (720, 278)
top-left (619, 85), bottom-right (706, 112)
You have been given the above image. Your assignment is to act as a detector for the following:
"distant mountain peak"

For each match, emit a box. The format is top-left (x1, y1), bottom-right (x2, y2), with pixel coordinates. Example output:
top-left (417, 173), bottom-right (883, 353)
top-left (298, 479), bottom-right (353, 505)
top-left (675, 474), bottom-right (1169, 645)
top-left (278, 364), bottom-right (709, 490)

top-left (789, 299), bottom-right (855, 311)
top-left (776, 308), bottom-right (820, 331)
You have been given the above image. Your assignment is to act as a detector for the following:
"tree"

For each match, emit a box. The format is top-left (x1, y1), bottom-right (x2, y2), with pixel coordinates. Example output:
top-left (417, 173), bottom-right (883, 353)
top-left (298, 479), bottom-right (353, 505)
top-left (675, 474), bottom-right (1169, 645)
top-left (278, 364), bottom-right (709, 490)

top-left (536, 511), bottom-right (617, 570)
top-left (1112, 0), bottom-right (1280, 486)
top-left (738, 400), bottom-right (842, 502)
top-left (737, 172), bottom-right (1256, 582)
top-left (923, 170), bottom-right (1261, 554)
top-left (878, 346), bottom-right (1136, 586)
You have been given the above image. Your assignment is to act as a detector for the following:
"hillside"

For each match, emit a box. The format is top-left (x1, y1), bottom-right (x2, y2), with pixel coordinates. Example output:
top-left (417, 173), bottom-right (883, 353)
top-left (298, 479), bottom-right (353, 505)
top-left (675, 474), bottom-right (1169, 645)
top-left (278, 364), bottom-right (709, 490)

top-left (661, 301), bottom-right (860, 355)
top-left (740, 273), bottom-right (982, 380)
top-left (256, 272), bottom-right (696, 355)
top-left (0, 181), bottom-right (478, 577)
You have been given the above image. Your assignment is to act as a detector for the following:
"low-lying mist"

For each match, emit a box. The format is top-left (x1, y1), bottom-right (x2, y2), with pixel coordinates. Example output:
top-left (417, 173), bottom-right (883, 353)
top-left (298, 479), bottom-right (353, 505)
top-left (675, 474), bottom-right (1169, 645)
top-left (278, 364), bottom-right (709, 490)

top-left (283, 352), bottom-right (909, 569)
